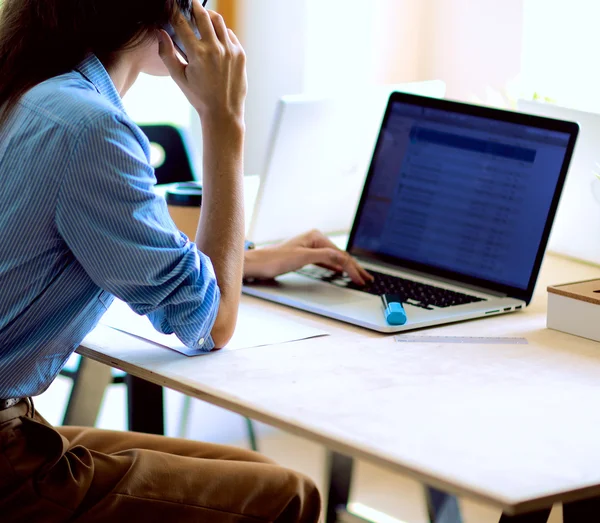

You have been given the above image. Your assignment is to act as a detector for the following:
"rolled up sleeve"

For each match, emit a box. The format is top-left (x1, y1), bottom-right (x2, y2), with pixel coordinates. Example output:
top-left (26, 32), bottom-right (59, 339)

top-left (55, 112), bottom-right (219, 351)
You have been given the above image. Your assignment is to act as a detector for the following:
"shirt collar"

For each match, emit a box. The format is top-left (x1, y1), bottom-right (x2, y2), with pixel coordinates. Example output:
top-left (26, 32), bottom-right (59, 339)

top-left (75, 54), bottom-right (126, 113)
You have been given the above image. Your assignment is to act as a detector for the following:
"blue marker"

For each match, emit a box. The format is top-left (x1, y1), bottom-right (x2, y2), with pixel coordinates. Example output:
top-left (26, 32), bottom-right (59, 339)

top-left (381, 294), bottom-right (407, 326)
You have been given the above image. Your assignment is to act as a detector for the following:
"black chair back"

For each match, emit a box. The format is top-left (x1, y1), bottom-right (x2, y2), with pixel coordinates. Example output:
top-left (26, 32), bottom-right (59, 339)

top-left (139, 124), bottom-right (195, 184)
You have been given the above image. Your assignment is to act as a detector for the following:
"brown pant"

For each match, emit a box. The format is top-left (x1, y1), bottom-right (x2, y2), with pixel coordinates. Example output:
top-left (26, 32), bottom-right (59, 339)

top-left (0, 400), bottom-right (321, 522)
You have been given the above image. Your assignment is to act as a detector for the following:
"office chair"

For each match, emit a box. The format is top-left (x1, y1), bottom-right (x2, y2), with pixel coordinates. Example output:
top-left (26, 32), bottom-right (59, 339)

top-left (139, 124), bottom-right (196, 184)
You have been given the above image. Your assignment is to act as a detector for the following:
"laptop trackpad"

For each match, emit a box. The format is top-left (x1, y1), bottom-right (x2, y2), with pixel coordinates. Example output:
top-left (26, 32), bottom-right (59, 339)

top-left (277, 276), bottom-right (365, 306)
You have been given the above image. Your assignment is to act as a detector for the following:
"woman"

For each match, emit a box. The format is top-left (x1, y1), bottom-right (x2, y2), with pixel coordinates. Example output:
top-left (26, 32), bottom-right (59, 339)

top-left (0, 0), bottom-right (371, 520)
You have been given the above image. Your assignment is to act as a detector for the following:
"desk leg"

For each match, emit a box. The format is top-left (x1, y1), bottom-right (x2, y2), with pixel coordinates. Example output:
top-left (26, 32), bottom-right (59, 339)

top-left (563, 496), bottom-right (600, 521)
top-left (425, 487), bottom-right (463, 523)
top-left (324, 455), bottom-right (464, 523)
top-left (325, 452), bottom-right (354, 523)
top-left (125, 375), bottom-right (164, 435)
top-left (498, 509), bottom-right (550, 522)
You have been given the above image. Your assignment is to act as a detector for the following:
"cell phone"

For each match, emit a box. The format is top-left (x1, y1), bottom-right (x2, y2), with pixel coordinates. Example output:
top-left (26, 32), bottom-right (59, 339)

top-left (163, 0), bottom-right (208, 62)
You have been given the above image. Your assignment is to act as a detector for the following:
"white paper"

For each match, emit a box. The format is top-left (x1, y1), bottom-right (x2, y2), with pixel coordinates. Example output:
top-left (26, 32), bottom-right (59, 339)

top-left (100, 299), bottom-right (329, 356)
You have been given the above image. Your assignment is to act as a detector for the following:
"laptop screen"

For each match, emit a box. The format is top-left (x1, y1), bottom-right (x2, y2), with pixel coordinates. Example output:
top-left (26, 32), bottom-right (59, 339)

top-left (348, 94), bottom-right (578, 300)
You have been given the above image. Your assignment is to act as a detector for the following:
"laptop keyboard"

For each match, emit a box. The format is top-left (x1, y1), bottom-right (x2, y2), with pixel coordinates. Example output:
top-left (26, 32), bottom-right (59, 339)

top-left (296, 266), bottom-right (486, 310)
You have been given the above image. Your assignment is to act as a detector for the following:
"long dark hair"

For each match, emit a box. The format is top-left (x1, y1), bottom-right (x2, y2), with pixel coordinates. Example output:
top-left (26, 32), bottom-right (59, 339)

top-left (0, 0), bottom-right (189, 121)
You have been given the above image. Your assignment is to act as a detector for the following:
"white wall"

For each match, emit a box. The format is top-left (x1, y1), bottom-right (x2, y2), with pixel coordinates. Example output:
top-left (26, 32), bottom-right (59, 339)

top-left (303, 0), bottom-right (376, 92)
top-left (522, 0), bottom-right (600, 111)
top-left (236, 0), bottom-right (527, 174)
top-left (420, 0), bottom-right (525, 104)
top-left (370, 0), bottom-right (432, 84)
top-left (236, 1), bottom-right (309, 175)
top-left (236, 0), bottom-right (428, 175)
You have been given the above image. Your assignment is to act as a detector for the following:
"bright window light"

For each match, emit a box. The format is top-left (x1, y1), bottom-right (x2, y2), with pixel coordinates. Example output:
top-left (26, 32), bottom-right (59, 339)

top-left (522, 0), bottom-right (600, 111)
top-left (122, 74), bottom-right (192, 128)
top-left (304, 0), bottom-right (376, 93)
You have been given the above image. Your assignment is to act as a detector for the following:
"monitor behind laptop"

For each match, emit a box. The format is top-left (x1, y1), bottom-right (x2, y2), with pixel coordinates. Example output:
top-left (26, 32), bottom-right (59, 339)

top-left (247, 80), bottom-right (446, 245)
top-left (517, 100), bottom-right (600, 265)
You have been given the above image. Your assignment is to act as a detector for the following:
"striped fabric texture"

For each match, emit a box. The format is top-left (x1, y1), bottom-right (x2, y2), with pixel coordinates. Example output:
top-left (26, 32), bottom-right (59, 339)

top-left (0, 55), bottom-right (220, 398)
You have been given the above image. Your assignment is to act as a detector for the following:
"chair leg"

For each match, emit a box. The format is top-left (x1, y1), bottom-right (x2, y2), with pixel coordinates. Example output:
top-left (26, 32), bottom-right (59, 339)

top-left (245, 417), bottom-right (258, 451)
top-left (425, 487), bottom-right (463, 523)
top-left (62, 357), bottom-right (113, 426)
top-left (178, 395), bottom-right (193, 438)
top-left (325, 452), bottom-right (354, 523)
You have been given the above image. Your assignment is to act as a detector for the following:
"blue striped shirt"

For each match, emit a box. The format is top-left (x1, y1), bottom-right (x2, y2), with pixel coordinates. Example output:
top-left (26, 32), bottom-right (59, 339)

top-left (0, 55), bottom-right (220, 398)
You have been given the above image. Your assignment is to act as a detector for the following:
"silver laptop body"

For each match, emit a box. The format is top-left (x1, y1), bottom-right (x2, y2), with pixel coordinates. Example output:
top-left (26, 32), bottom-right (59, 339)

top-left (244, 93), bottom-right (579, 333)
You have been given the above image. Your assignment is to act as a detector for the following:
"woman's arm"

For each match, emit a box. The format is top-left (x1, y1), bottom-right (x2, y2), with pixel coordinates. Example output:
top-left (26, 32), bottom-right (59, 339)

top-left (159, 3), bottom-right (247, 347)
top-left (194, 117), bottom-right (245, 347)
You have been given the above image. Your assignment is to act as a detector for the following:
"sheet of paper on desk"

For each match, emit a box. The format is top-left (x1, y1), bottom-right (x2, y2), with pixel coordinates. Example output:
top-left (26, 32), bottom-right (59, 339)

top-left (100, 299), bottom-right (329, 356)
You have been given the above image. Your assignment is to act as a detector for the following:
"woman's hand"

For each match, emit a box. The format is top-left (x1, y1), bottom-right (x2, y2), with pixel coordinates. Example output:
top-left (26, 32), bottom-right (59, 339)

top-left (158, 0), bottom-right (247, 125)
top-left (244, 230), bottom-right (374, 286)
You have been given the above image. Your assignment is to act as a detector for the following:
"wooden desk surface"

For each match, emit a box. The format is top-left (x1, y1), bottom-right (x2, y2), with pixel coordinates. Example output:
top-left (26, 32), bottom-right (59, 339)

top-left (79, 253), bottom-right (600, 515)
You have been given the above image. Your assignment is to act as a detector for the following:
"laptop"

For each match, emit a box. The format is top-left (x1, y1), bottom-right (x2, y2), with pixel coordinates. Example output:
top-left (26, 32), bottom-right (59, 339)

top-left (517, 100), bottom-right (600, 264)
top-left (243, 92), bottom-right (579, 333)
top-left (247, 80), bottom-right (446, 245)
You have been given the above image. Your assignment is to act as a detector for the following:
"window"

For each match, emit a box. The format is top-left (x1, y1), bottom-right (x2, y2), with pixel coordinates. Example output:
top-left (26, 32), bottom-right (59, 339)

top-left (123, 74), bottom-right (191, 128)
top-left (522, 0), bottom-right (600, 111)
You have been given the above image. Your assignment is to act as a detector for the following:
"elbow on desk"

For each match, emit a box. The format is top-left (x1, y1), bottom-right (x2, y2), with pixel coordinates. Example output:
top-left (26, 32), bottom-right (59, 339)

top-left (210, 324), bottom-right (234, 349)
top-left (210, 300), bottom-right (239, 349)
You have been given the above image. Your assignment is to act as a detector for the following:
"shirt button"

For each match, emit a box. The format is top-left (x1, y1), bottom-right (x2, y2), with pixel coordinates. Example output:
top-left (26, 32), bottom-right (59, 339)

top-left (198, 338), bottom-right (205, 347)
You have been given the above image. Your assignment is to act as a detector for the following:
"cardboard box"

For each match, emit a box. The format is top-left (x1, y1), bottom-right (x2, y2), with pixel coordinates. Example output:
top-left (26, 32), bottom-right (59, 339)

top-left (159, 183), bottom-right (202, 240)
top-left (547, 279), bottom-right (600, 342)
top-left (167, 204), bottom-right (200, 240)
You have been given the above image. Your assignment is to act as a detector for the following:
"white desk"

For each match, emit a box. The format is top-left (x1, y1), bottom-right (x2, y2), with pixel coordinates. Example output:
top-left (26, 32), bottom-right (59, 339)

top-left (78, 252), bottom-right (600, 522)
